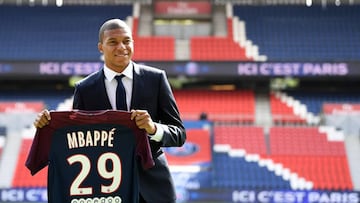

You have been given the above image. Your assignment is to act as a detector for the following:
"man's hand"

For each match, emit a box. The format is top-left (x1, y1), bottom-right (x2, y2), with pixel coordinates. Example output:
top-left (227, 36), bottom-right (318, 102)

top-left (130, 109), bottom-right (156, 135)
top-left (33, 109), bottom-right (51, 128)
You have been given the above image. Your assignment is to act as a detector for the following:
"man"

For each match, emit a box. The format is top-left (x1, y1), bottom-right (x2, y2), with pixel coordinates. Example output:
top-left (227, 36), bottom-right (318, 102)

top-left (34, 18), bottom-right (186, 203)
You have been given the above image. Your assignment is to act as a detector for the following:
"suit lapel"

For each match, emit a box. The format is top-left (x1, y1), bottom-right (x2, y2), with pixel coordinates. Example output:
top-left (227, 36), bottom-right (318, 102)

top-left (130, 63), bottom-right (144, 110)
top-left (97, 69), bottom-right (113, 109)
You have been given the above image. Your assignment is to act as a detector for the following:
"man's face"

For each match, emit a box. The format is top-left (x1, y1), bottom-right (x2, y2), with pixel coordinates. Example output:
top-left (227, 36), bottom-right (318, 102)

top-left (98, 27), bottom-right (134, 72)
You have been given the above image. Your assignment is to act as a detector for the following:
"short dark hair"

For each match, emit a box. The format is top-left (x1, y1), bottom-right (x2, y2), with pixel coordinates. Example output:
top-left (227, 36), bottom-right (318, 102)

top-left (98, 19), bottom-right (132, 43)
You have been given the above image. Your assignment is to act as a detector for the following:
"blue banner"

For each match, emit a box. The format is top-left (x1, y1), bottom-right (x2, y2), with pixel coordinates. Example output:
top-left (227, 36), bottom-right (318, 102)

top-left (0, 188), bottom-right (47, 202)
top-left (183, 189), bottom-right (360, 203)
top-left (1, 188), bottom-right (359, 203)
top-left (1, 61), bottom-right (360, 78)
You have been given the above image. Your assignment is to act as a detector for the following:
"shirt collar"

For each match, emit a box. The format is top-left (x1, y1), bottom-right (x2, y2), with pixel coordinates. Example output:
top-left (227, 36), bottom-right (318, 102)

top-left (103, 62), bottom-right (133, 81)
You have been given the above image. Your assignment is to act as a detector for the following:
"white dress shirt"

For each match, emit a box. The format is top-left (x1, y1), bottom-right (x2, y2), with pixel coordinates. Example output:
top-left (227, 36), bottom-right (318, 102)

top-left (103, 63), bottom-right (133, 111)
top-left (103, 63), bottom-right (164, 142)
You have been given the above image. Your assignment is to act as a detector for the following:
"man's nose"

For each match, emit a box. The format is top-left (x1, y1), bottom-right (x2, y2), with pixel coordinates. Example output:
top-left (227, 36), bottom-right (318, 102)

top-left (117, 42), bottom-right (127, 49)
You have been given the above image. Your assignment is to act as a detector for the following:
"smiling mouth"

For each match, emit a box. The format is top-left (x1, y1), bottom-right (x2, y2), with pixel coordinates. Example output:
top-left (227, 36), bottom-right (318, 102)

top-left (115, 53), bottom-right (128, 57)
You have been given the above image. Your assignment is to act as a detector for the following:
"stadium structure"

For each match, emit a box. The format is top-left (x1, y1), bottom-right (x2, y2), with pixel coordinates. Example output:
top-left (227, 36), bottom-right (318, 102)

top-left (0, 0), bottom-right (360, 203)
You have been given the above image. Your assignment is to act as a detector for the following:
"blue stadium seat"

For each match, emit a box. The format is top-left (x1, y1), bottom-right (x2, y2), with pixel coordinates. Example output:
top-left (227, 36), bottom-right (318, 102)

top-left (0, 5), bottom-right (132, 61)
top-left (233, 5), bottom-right (360, 61)
top-left (212, 153), bottom-right (291, 190)
top-left (285, 91), bottom-right (360, 115)
top-left (0, 89), bottom-right (73, 110)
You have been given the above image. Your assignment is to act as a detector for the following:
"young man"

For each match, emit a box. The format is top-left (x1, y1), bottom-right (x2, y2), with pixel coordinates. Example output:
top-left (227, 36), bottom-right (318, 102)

top-left (33, 18), bottom-right (186, 203)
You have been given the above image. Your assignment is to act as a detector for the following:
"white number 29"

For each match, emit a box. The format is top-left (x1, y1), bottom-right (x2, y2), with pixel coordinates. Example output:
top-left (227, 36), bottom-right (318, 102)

top-left (67, 152), bottom-right (122, 196)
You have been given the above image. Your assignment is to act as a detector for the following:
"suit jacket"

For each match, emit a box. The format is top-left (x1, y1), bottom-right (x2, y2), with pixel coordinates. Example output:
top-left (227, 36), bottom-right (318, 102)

top-left (73, 62), bottom-right (186, 203)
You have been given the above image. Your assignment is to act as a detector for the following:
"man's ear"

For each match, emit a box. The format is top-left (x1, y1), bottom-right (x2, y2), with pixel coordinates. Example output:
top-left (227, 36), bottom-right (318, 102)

top-left (98, 42), bottom-right (103, 53)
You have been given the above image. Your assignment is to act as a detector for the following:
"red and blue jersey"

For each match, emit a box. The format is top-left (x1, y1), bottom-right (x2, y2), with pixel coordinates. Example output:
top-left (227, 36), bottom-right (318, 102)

top-left (26, 110), bottom-right (154, 203)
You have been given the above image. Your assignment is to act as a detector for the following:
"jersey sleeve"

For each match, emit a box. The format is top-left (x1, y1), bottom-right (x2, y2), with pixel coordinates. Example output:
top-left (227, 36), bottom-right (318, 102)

top-left (25, 127), bottom-right (53, 175)
top-left (135, 132), bottom-right (155, 170)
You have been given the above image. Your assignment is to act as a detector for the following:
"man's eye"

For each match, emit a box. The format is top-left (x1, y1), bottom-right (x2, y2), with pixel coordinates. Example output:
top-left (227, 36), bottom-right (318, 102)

top-left (124, 40), bottom-right (133, 45)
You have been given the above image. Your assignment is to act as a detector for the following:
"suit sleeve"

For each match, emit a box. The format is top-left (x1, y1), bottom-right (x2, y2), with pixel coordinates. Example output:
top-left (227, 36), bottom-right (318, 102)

top-left (156, 70), bottom-right (186, 147)
top-left (72, 84), bottom-right (82, 110)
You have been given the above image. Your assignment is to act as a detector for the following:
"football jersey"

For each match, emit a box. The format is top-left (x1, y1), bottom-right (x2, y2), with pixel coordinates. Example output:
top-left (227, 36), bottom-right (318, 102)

top-left (26, 110), bottom-right (154, 203)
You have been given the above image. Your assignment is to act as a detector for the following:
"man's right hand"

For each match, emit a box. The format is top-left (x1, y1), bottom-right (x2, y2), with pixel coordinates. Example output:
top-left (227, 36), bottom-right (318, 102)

top-left (33, 109), bottom-right (51, 128)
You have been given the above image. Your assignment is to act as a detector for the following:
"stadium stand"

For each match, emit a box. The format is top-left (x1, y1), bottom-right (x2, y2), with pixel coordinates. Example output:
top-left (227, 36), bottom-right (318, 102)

top-left (174, 89), bottom-right (255, 123)
top-left (0, 90), bottom-right (73, 110)
top-left (1, 4), bottom-right (358, 62)
top-left (269, 126), bottom-right (353, 190)
top-left (212, 153), bottom-right (292, 190)
top-left (269, 126), bottom-right (346, 156)
top-left (270, 91), bottom-right (307, 124)
top-left (232, 5), bottom-right (360, 61)
top-left (0, 131), bottom-right (5, 157)
top-left (211, 125), bottom-right (354, 191)
top-left (0, 5), bottom-right (133, 61)
top-left (132, 18), bottom-right (176, 61)
top-left (190, 19), bottom-right (251, 61)
top-left (12, 137), bottom-right (47, 187)
top-left (214, 126), bottom-right (266, 155)
top-left (284, 90), bottom-right (360, 115)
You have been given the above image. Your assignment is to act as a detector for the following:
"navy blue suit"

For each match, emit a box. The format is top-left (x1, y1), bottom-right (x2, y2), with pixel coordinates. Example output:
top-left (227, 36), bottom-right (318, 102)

top-left (72, 62), bottom-right (186, 203)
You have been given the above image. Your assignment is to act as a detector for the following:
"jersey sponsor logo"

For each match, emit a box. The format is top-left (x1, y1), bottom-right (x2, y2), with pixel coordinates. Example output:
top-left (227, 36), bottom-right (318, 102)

top-left (70, 196), bottom-right (122, 203)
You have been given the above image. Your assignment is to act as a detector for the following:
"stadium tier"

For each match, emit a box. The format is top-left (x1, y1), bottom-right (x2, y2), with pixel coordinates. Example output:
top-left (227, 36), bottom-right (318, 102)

top-left (1, 5), bottom-right (359, 61)
top-left (0, 5), bottom-right (132, 61)
top-left (271, 155), bottom-right (353, 190)
top-left (213, 153), bottom-right (291, 190)
top-left (269, 126), bottom-right (346, 156)
top-left (0, 90), bottom-right (73, 110)
top-left (214, 126), bottom-right (266, 155)
top-left (233, 5), bottom-right (360, 61)
top-left (0, 133), bottom-right (5, 158)
top-left (190, 19), bottom-right (252, 61)
top-left (190, 36), bottom-right (250, 61)
top-left (132, 35), bottom-right (175, 61)
top-left (132, 18), bottom-right (176, 61)
top-left (174, 90), bottom-right (255, 123)
top-left (270, 92), bottom-right (307, 124)
top-left (212, 125), bottom-right (353, 191)
top-left (269, 126), bottom-right (352, 190)
top-left (12, 138), bottom-right (47, 187)
top-left (284, 90), bottom-right (360, 115)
